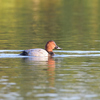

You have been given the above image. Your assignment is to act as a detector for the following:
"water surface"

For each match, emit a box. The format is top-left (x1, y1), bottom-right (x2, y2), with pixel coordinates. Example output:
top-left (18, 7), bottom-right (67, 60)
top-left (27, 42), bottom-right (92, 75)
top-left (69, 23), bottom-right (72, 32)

top-left (0, 0), bottom-right (100, 100)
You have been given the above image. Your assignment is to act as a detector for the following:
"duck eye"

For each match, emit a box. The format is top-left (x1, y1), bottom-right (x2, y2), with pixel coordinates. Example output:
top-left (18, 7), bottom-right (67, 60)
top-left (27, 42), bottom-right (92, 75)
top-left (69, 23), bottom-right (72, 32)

top-left (55, 46), bottom-right (58, 49)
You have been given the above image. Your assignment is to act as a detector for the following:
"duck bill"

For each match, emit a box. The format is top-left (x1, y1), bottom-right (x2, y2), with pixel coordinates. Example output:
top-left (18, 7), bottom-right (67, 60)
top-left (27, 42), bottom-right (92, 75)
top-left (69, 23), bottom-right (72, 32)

top-left (55, 46), bottom-right (62, 50)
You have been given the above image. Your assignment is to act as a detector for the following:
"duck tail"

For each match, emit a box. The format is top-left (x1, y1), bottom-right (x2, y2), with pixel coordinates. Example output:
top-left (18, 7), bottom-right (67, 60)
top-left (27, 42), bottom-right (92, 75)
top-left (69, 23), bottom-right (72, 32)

top-left (20, 50), bottom-right (28, 56)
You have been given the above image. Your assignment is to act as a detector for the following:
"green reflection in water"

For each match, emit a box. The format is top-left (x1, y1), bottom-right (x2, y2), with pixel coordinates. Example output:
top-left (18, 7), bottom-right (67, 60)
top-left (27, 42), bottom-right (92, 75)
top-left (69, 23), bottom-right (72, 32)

top-left (0, 0), bottom-right (100, 50)
top-left (0, 0), bottom-right (100, 100)
top-left (62, 0), bottom-right (100, 50)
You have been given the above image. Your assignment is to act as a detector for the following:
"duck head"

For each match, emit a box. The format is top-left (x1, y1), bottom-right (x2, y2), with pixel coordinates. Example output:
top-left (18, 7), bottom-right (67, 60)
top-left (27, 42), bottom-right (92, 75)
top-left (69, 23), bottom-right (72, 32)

top-left (45, 40), bottom-right (62, 54)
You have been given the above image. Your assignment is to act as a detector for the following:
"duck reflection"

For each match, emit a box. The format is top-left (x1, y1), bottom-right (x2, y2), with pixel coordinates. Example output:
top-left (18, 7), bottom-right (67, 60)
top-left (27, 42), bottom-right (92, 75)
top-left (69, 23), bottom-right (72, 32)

top-left (19, 57), bottom-right (56, 98)
top-left (47, 57), bottom-right (55, 87)
top-left (22, 56), bottom-right (55, 68)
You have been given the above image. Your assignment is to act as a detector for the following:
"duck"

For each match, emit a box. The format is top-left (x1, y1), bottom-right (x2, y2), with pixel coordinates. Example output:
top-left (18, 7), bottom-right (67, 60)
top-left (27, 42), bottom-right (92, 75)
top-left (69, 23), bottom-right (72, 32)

top-left (20, 40), bottom-right (61, 57)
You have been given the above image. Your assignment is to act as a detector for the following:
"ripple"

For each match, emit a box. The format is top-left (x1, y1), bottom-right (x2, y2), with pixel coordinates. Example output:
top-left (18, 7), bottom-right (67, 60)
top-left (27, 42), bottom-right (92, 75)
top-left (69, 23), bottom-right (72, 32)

top-left (0, 50), bottom-right (23, 52)
top-left (54, 50), bottom-right (100, 54)
top-left (54, 54), bottom-right (100, 57)
top-left (0, 50), bottom-right (100, 58)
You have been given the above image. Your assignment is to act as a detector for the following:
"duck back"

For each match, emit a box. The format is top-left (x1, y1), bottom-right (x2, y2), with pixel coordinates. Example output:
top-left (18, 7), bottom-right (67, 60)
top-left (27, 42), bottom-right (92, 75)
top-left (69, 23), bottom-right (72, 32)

top-left (20, 49), bottom-right (48, 57)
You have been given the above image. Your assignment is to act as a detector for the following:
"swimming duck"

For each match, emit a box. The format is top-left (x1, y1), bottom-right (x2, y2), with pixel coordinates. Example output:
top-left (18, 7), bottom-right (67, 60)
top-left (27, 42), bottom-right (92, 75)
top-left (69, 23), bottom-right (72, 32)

top-left (20, 40), bottom-right (61, 57)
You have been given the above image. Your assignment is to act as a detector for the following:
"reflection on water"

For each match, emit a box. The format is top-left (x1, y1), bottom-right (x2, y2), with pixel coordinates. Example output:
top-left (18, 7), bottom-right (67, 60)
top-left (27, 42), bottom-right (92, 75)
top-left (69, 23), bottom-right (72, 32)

top-left (0, 55), bottom-right (56, 100)
top-left (0, 0), bottom-right (100, 100)
top-left (1, 50), bottom-right (100, 58)
top-left (0, 50), bottom-right (100, 100)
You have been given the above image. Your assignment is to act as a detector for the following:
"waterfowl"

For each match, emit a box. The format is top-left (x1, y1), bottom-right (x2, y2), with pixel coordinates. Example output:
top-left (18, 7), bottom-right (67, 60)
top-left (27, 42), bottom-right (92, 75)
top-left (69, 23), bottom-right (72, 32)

top-left (20, 40), bottom-right (61, 57)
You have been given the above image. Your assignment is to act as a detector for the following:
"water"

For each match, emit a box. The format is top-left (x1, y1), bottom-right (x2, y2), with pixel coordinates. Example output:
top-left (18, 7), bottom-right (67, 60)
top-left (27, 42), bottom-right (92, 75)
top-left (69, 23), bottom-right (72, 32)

top-left (1, 50), bottom-right (100, 58)
top-left (0, 0), bottom-right (100, 100)
top-left (0, 50), bottom-right (100, 100)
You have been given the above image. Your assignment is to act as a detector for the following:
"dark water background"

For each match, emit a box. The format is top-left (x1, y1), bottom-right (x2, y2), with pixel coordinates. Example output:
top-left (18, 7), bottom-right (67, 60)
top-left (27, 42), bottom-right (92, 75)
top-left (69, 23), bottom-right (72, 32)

top-left (0, 0), bottom-right (100, 100)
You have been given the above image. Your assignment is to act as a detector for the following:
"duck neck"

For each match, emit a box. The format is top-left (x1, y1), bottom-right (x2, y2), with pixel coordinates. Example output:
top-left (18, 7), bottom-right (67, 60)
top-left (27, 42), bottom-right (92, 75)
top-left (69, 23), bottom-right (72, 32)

top-left (45, 49), bottom-right (54, 56)
top-left (45, 46), bottom-right (54, 56)
top-left (48, 51), bottom-right (55, 56)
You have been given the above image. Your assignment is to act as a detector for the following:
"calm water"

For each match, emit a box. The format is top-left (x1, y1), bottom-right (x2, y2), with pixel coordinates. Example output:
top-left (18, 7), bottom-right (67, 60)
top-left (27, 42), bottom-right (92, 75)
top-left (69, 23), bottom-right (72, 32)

top-left (0, 0), bottom-right (100, 100)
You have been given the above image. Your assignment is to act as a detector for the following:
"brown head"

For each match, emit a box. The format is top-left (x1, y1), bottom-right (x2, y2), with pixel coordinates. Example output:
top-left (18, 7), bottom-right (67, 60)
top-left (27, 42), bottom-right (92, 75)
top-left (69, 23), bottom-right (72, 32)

top-left (45, 40), bottom-right (61, 56)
